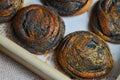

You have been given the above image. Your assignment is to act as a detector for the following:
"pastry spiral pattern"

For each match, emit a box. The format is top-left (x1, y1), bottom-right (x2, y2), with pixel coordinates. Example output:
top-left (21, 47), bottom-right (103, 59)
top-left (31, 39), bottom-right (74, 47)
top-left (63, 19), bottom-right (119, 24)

top-left (41, 0), bottom-right (92, 16)
top-left (12, 5), bottom-right (65, 54)
top-left (90, 0), bottom-right (120, 43)
top-left (0, 0), bottom-right (23, 23)
top-left (55, 31), bottom-right (114, 79)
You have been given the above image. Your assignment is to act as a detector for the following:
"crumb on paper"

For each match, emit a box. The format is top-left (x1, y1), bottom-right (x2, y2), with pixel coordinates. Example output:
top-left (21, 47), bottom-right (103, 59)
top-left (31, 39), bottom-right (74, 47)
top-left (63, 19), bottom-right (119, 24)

top-left (45, 56), bottom-right (51, 63)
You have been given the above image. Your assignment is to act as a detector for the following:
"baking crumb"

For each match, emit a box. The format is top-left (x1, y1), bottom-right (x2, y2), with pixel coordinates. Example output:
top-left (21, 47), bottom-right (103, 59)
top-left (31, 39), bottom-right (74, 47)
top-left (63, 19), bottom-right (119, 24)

top-left (45, 56), bottom-right (51, 63)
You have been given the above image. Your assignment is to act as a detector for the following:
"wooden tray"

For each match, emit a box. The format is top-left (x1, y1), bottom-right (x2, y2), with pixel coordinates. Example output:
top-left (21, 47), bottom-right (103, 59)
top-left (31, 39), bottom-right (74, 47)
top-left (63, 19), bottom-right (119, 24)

top-left (0, 0), bottom-right (120, 80)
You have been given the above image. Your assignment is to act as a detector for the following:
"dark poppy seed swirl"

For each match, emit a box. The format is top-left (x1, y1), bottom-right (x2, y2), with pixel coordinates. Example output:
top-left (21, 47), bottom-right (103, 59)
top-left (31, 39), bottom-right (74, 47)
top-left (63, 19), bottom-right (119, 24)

top-left (41, 0), bottom-right (92, 16)
top-left (0, 0), bottom-right (23, 23)
top-left (12, 5), bottom-right (65, 54)
top-left (90, 0), bottom-right (120, 43)
top-left (55, 31), bottom-right (114, 79)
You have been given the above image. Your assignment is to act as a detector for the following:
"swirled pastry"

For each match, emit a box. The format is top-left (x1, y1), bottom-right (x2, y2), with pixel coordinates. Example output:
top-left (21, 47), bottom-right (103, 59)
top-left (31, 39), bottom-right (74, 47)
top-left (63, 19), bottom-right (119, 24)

top-left (12, 5), bottom-right (65, 54)
top-left (90, 0), bottom-right (120, 43)
top-left (55, 31), bottom-right (114, 79)
top-left (41, 0), bottom-right (92, 16)
top-left (0, 0), bottom-right (23, 23)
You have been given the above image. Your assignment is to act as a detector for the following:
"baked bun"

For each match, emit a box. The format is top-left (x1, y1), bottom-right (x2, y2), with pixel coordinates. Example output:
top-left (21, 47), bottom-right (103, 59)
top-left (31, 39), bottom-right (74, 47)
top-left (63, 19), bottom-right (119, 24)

top-left (41, 0), bottom-right (92, 16)
top-left (0, 0), bottom-right (23, 23)
top-left (55, 31), bottom-right (114, 79)
top-left (12, 5), bottom-right (65, 54)
top-left (90, 0), bottom-right (120, 43)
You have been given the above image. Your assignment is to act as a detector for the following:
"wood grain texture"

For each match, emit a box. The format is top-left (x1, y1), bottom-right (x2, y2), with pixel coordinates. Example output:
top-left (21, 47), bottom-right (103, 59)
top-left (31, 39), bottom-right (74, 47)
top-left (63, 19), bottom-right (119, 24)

top-left (0, 0), bottom-right (23, 23)
top-left (12, 5), bottom-right (65, 54)
top-left (41, 0), bottom-right (92, 16)
top-left (55, 31), bottom-right (114, 79)
top-left (90, 0), bottom-right (120, 43)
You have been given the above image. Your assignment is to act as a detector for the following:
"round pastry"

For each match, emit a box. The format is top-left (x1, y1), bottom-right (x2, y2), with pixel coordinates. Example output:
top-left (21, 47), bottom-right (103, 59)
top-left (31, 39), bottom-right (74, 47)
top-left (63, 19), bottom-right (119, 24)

top-left (90, 0), bottom-right (120, 43)
top-left (41, 0), bottom-right (92, 16)
top-left (0, 0), bottom-right (23, 23)
top-left (55, 31), bottom-right (114, 79)
top-left (12, 5), bottom-right (65, 54)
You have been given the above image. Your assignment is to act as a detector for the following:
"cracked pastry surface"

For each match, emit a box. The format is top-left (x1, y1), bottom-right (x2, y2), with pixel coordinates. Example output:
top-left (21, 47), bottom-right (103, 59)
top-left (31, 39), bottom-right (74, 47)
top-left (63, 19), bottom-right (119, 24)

top-left (41, 0), bottom-right (92, 16)
top-left (90, 0), bottom-right (120, 43)
top-left (12, 5), bottom-right (65, 54)
top-left (55, 31), bottom-right (114, 79)
top-left (0, 0), bottom-right (23, 23)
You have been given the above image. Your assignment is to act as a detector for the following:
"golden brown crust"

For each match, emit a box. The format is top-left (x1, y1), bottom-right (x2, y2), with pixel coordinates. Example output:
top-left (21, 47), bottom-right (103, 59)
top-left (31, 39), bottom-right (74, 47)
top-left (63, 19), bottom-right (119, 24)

top-left (55, 31), bottom-right (114, 79)
top-left (12, 5), bottom-right (65, 54)
top-left (0, 0), bottom-right (23, 23)
top-left (90, 0), bottom-right (120, 43)
top-left (41, 0), bottom-right (92, 16)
